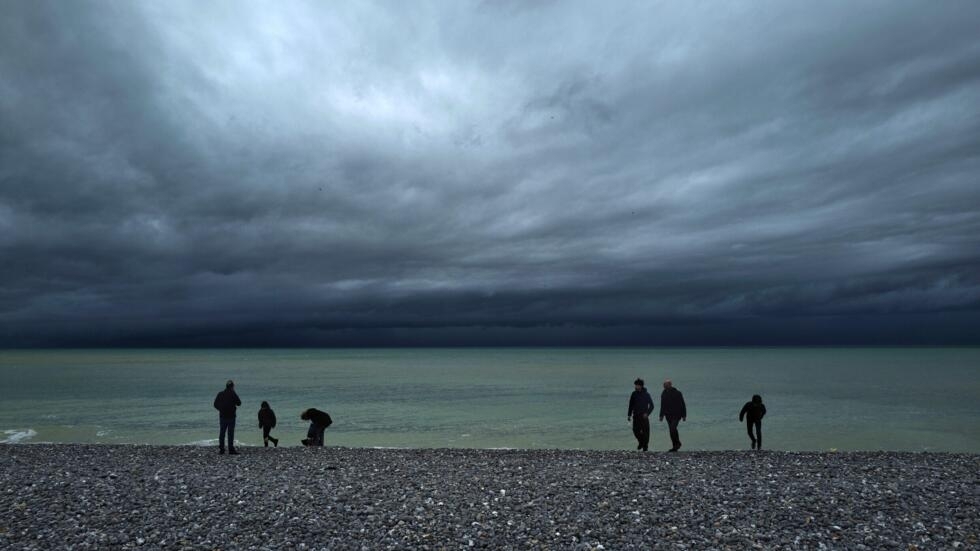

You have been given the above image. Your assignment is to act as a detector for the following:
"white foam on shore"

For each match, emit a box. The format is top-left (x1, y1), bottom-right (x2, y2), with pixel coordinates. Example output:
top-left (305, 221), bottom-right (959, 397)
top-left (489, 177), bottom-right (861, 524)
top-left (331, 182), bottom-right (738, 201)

top-left (1, 429), bottom-right (38, 444)
top-left (187, 438), bottom-right (250, 447)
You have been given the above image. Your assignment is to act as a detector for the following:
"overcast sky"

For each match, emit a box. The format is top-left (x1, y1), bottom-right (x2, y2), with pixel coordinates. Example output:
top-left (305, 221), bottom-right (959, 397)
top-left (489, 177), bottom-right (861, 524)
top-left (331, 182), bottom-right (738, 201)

top-left (1, 1), bottom-right (979, 346)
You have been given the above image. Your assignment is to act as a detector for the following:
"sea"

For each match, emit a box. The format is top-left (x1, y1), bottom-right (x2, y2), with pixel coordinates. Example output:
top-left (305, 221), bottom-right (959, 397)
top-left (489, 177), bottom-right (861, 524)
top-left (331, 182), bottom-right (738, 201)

top-left (1, 348), bottom-right (977, 452)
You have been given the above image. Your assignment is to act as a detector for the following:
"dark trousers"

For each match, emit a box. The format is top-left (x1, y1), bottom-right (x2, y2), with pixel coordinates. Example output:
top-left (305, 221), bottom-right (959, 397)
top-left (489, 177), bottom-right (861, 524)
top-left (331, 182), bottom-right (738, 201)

top-left (747, 419), bottom-right (762, 449)
top-left (262, 426), bottom-right (276, 446)
top-left (307, 423), bottom-right (326, 446)
top-left (632, 415), bottom-right (650, 450)
top-left (219, 417), bottom-right (236, 451)
top-left (666, 416), bottom-right (682, 450)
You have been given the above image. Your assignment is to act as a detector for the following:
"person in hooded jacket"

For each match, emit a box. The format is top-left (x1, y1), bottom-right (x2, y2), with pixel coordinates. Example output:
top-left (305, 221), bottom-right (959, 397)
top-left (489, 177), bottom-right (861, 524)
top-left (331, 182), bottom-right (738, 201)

top-left (659, 379), bottom-right (687, 452)
top-left (300, 408), bottom-right (332, 446)
top-left (213, 379), bottom-right (242, 455)
top-left (627, 378), bottom-right (655, 451)
top-left (258, 401), bottom-right (279, 447)
top-left (739, 394), bottom-right (767, 450)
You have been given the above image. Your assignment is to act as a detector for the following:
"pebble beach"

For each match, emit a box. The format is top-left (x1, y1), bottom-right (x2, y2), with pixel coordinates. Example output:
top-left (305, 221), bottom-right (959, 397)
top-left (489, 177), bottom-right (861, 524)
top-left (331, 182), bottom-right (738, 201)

top-left (1, 444), bottom-right (977, 550)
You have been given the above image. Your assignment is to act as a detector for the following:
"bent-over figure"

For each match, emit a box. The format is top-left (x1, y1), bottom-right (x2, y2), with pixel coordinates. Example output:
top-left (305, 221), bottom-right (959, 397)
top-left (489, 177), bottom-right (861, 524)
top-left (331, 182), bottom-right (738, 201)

top-left (301, 408), bottom-right (332, 446)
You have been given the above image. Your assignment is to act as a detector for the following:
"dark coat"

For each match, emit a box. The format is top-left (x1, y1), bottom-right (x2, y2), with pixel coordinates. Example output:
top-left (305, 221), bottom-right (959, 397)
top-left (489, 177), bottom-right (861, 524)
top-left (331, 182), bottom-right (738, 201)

top-left (739, 401), bottom-right (766, 423)
top-left (258, 407), bottom-right (277, 429)
top-left (306, 409), bottom-right (332, 428)
top-left (628, 388), bottom-right (654, 418)
top-left (659, 387), bottom-right (687, 419)
top-left (213, 388), bottom-right (241, 419)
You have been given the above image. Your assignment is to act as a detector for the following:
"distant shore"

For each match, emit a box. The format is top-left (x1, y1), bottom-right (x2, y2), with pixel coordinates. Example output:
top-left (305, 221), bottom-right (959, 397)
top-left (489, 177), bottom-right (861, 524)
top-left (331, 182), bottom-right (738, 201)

top-left (1, 445), bottom-right (977, 550)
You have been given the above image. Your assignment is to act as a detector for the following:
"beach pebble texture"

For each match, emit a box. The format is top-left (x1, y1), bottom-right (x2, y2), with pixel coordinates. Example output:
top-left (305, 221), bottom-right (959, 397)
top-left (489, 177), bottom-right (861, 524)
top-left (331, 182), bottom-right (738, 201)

top-left (1, 445), bottom-right (977, 550)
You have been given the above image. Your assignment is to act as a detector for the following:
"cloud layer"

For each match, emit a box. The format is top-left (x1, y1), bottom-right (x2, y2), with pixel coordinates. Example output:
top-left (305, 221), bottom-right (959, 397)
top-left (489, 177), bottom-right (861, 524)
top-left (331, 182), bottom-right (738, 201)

top-left (2, 1), bottom-right (979, 346)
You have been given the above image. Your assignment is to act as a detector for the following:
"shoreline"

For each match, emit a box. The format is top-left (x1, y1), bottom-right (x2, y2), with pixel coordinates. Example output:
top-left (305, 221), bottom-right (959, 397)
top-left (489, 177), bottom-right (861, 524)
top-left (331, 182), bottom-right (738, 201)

top-left (4, 437), bottom-right (978, 454)
top-left (4, 440), bottom-right (980, 454)
top-left (2, 444), bottom-right (978, 549)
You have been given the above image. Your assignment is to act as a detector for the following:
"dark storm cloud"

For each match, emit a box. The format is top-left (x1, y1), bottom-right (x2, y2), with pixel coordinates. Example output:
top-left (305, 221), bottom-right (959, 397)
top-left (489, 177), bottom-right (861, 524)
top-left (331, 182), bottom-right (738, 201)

top-left (2, 1), bottom-right (979, 346)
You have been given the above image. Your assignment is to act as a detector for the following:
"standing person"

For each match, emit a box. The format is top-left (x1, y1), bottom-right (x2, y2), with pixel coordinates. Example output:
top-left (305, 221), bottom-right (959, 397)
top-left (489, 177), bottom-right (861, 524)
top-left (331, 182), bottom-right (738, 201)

top-left (627, 378), bottom-right (654, 451)
top-left (739, 394), bottom-right (767, 450)
top-left (258, 401), bottom-right (279, 448)
top-left (300, 408), bottom-right (332, 447)
top-left (213, 380), bottom-right (242, 455)
top-left (659, 379), bottom-right (686, 452)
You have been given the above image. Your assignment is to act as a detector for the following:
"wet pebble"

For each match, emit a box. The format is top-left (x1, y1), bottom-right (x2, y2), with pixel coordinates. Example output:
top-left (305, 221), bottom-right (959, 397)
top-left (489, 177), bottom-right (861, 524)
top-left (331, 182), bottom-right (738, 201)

top-left (0, 445), bottom-right (977, 549)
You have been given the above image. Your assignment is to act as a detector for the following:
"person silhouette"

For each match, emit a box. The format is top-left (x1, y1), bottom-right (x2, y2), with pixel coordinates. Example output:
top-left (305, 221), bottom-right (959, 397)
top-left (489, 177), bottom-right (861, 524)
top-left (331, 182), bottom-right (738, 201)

top-left (659, 379), bottom-right (686, 452)
top-left (213, 380), bottom-right (241, 455)
top-left (627, 378), bottom-right (654, 451)
top-left (300, 408), bottom-right (332, 446)
top-left (258, 401), bottom-right (279, 448)
top-left (739, 394), bottom-right (767, 450)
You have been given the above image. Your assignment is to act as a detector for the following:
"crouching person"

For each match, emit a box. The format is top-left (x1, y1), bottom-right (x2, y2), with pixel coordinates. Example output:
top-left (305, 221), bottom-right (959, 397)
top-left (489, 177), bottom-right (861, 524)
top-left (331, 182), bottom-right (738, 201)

top-left (300, 408), bottom-right (332, 446)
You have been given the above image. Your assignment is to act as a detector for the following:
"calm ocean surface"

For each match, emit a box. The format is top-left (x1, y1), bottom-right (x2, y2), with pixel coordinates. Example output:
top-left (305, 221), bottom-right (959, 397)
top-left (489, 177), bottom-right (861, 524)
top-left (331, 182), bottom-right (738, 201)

top-left (0, 348), bottom-right (977, 452)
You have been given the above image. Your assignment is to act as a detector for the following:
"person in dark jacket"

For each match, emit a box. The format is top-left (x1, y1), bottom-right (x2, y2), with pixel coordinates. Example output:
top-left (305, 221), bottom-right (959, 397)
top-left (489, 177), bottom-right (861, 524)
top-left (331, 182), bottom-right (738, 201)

top-left (213, 380), bottom-right (242, 455)
top-left (258, 401), bottom-right (279, 448)
top-left (627, 378), bottom-right (655, 451)
top-left (658, 379), bottom-right (686, 452)
top-left (300, 408), bottom-right (332, 446)
top-left (739, 394), bottom-right (767, 450)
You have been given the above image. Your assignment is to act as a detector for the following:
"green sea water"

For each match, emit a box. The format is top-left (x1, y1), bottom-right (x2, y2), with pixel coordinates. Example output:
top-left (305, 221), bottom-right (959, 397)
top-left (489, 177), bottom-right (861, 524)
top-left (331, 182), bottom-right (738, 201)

top-left (0, 348), bottom-right (977, 452)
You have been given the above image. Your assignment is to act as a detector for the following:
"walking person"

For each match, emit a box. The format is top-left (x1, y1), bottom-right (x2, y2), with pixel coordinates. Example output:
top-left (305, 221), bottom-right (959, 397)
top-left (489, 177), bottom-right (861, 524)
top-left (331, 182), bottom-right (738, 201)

top-left (300, 408), bottom-right (332, 446)
top-left (739, 394), bottom-right (767, 450)
top-left (213, 379), bottom-right (242, 455)
top-left (627, 378), bottom-right (654, 451)
top-left (659, 379), bottom-right (686, 452)
top-left (258, 401), bottom-right (279, 448)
